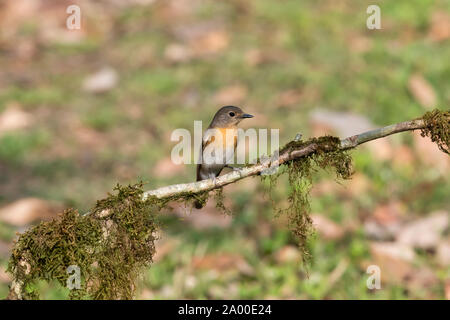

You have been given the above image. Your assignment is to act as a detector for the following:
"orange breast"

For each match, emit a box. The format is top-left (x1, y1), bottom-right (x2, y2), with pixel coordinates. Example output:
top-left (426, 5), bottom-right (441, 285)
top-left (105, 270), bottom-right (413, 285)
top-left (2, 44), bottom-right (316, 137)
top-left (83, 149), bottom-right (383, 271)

top-left (218, 127), bottom-right (237, 149)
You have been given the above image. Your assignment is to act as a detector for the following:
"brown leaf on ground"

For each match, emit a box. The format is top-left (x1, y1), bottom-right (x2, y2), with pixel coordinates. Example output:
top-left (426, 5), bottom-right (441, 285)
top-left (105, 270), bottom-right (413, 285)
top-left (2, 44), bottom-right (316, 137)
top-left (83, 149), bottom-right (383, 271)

top-left (408, 74), bottom-right (437, 109)
top-left (364, 202), bottom-right (405, 241)
top-left (0, 198), bottom-right (63, 226)
top-left (312, 214), bottom-right (345, 240)
top-left (276, 89), bottom-right (303, 108)
top-left (368, 242), bottom-right (415, 284)
top-left (428, 11), bottom-right (450, 42)
top-left (192, 253), bottom-right (253, 275)
top-left (436, 241), bottom-right (450, 267)
top-left (158, 0), bottom-right (196, 21)
top-left (413, 131), bottom-right (450, 174)
top-left (340, 172), bottom-right (370, 198)
top-left (445, 280), bottom-right (450, 300)
top-left (373, 202), bottom-right (406, 226)
top-left (82, 67), bottom-right (119, 93)
top-left (0, 0), bottom-right (39, 39)
top-left (153, 157), bottom-right (186, 178)
top-left (0, 103), bottom-right (33, 135)
top-left (274, 245), bottom-right (301, 263)
top-left (139, 288), bottom-right (155, 300)
top-left (392, 145), bottom-right (415, 168)
top-left (311, 180), bottom-right (340, 197)
top-left (73, 125), bottom-right (106, 149)
top-left (396, 211), bottom-right (449, 250)
top-left (214, 85), bottom-right (248, 106)
top-left (190, 30), bottom-right (229, 56)
top-left (153, 236), bottom-right (179, 263)
top-left (368, 242), bottom-right (439, 291)
top-left (164, 43), bottom-right (193, 63)
top-left (244, 49), bottom-right (264, 66)
top-left (347, 34), bottom-right (373, 53)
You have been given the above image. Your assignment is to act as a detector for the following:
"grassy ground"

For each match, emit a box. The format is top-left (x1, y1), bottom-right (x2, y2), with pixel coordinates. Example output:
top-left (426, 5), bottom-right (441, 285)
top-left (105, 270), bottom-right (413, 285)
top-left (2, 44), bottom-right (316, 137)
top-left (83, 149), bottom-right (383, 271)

top-left (0, 0), bottom-right (449, 299)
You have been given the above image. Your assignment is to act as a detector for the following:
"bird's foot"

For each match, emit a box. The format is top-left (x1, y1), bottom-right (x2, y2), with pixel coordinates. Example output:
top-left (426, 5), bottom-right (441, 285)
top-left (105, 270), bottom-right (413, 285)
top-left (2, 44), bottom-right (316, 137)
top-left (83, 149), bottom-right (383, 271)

top-left (225, 164), bottom-right (242, 172)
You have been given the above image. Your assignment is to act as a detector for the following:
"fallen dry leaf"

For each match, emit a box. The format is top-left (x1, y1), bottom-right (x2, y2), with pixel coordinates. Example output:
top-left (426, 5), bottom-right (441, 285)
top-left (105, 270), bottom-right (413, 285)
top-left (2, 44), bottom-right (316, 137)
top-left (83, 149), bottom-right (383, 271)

top-left (373, 202), bottom-right (406, 226)
top-left (0, 0), bottom-right (39, 39)
top-left (153, 236), bottom-right (179, 263)
top-left (369, 242), bottom-right (415, 284)
top-left (436, 241), bottom-right (450, 267)
top-left (164, 43), bottom-right (192, 63)
top-left (413, 131), bottom-right (450, 174)
top-left (0, 103), bottom-right (33, 135)
top-left (244, 49), bottom-right (264, 66)
top-left (428, 11), bottom-right (450, 42)
top-left (214, 85), bottom-right (248, 106)
top-left (396, 211), bottom-right (449, 250)
top-left (340, 172), bottom-right (370, 198)
top-left (153, 157), bottom-right (186, 178)
top-left (276, 89), bottom-right (303, 108)
top-left (274, 245), bottom-right (301, 263)
top-left (408, 74), bottom-right (437, 109)
top-left (190, 30), bottom-right (229, 56)
top-left (446, 280), bottom-right (450, 300)
top-left (364, 220), bottom-right (401, 241)
top-left (0, 198), bottom-right (63, 226)
top-left (347, 34), bottom-right (373, 53)
top-left (364, 202), bottom-right (405, 241)
top-left (82, 67), bottom-right (119, 93)
top-left (192, 253), bottom-right (253, 275)
top-left (311, 180), bottom-right (340, 197)
top-left (312, 214), bottom-right (345, 240)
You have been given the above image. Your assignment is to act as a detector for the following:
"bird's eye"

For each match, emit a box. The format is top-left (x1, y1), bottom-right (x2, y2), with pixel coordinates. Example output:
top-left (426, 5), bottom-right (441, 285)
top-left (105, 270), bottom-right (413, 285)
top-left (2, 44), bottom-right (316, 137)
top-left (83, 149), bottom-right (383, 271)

top-left (229, 112), bottom-right (235, 117)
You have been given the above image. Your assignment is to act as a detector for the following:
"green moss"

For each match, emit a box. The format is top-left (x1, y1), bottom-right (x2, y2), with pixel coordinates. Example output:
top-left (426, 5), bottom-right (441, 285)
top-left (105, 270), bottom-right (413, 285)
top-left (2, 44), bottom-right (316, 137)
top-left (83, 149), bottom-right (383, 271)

top-left (214, 188), bottom-right (231, 215)
top-left (8, 183), bottom-right (160, 300)
top-left (420, 109), bottom-right (450, 155)
top-left (8, 208), bottom-right (102, 299)
top-left (265, 136), bottom-right (353, 265)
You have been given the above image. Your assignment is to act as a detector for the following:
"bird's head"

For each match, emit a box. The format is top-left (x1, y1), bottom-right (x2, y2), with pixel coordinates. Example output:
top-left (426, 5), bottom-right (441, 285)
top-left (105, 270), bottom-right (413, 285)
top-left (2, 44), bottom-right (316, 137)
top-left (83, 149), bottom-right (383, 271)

top-left (209, 106), bottom-right (253, 128)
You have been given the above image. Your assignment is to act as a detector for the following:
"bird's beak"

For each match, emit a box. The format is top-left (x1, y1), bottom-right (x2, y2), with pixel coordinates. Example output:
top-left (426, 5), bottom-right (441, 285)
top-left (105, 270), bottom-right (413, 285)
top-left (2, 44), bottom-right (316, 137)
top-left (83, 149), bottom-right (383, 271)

top-left (241, 113), bottom-right (254, 119)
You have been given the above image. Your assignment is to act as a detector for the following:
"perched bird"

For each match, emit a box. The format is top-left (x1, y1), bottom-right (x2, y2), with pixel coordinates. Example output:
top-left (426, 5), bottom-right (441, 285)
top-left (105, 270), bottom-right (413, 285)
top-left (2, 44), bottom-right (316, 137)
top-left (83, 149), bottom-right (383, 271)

top-left (195, 106), bottom-right (254, 209)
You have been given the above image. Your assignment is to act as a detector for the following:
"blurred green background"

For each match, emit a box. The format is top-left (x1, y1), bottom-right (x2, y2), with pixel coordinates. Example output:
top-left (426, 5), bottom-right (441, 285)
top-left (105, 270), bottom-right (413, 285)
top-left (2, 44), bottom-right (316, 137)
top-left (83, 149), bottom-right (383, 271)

top-left (0, 0), bottom-right (449, 299)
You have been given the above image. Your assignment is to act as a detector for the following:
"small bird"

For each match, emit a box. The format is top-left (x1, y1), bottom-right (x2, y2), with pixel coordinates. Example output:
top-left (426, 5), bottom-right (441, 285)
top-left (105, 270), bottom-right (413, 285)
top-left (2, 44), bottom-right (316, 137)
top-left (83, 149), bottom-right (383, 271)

top-left (195, 106), bottom-right (254, 209)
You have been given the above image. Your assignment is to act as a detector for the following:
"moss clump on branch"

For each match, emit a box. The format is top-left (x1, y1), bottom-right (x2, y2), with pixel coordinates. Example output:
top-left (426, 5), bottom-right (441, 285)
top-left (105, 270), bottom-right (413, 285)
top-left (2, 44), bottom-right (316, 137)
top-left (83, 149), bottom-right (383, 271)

top-left (265, 136), bottom-right (353, 264)
top-left (420, 109), bottom-right (450, 154)
top-left (8, 183), bottom-right (160, 299)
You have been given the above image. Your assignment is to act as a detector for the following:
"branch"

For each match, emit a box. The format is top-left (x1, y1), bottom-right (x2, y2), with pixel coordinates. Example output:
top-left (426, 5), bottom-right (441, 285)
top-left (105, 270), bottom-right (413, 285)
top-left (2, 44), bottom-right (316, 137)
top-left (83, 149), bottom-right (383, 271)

top-left (143, 119), bottom-right (426, 200)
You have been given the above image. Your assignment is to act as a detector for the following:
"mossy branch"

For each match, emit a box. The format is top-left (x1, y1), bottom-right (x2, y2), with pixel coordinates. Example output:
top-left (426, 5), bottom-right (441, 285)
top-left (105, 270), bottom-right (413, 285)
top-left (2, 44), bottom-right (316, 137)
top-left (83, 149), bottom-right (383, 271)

top-left (6, 109), bottom-right (449, 300)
